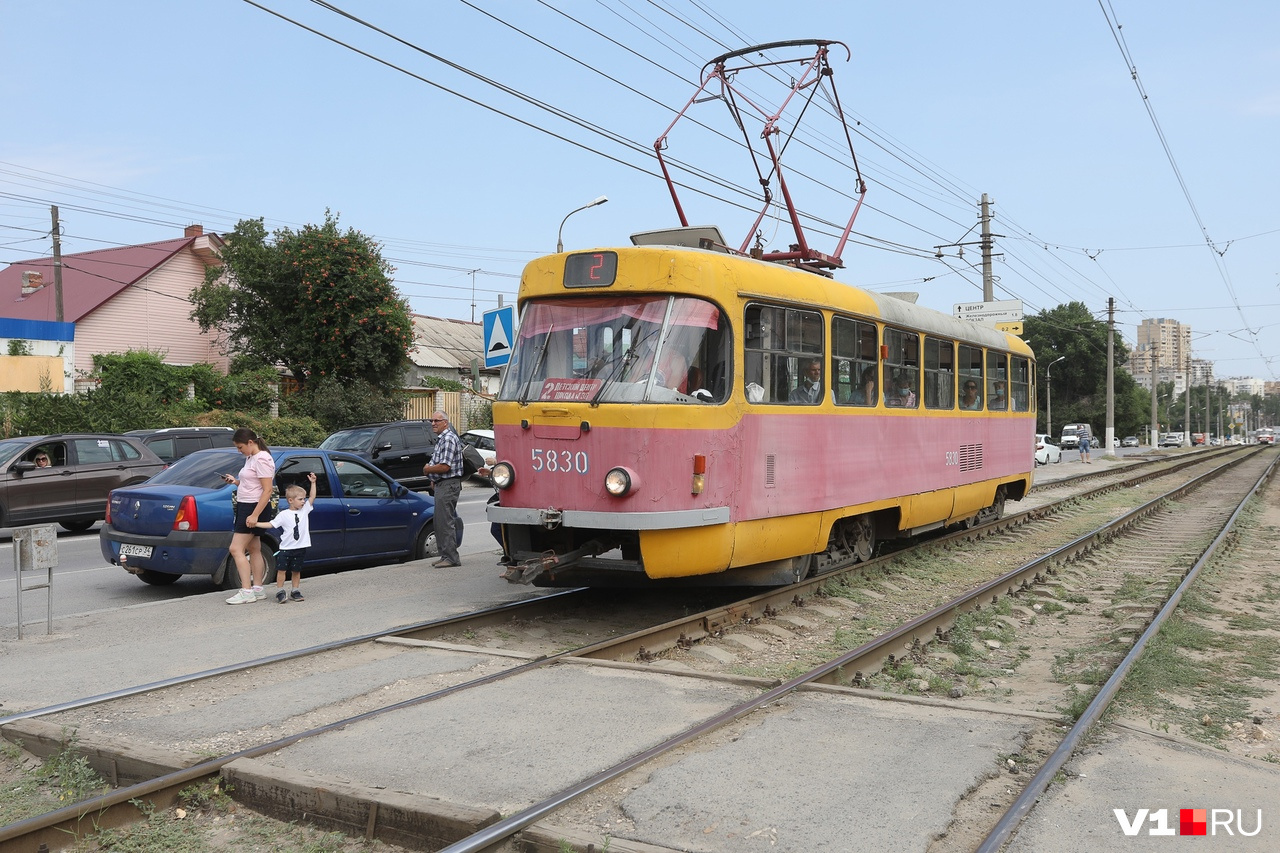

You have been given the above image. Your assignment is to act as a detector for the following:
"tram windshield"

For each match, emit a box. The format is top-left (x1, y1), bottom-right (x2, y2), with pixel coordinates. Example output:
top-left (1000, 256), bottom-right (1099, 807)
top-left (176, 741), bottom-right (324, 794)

top-left (499, 295), bottom-right (731, 404)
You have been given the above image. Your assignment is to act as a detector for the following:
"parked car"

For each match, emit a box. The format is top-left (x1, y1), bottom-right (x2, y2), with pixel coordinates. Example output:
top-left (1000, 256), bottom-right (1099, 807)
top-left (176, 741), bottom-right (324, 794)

top-left (125, 426), bottom-right (236, 464)
top-left (1191, 432), bottom-right (1207, 446)
top-left (1120, 435), bottom-right (1140, 448)
top-left (1034, 433), bottom-right (1062, 466)
top-left (100, 447), bottom-right (443, 587)
top-left (1160, 432), bottom-right (1185, 448)
top-left (319, 421), bottom-right (437, 489)
top-left (0, 434), bottom-right (166, 532)
top-left (461, 429), bottom-right (497, 480)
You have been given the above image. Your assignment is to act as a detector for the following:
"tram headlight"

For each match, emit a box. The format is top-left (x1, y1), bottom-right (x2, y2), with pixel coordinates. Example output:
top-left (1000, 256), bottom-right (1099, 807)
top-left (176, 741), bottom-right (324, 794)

top-left (491, 462), bottom-right (515, 490)
top-left (604, 466), bottom-right (638, 497)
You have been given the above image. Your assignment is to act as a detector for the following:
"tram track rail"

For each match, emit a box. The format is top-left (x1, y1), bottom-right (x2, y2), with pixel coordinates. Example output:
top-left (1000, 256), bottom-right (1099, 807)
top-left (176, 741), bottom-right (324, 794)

top-left (427, 449), bottom-right (1275, 852)
top-left (0, 447), bottom-right (1266, 852)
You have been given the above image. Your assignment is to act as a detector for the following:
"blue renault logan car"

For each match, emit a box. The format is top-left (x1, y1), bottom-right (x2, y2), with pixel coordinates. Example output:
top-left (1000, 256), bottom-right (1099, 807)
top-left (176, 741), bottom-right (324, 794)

top-left (100, 447), bottom-right (443, 588)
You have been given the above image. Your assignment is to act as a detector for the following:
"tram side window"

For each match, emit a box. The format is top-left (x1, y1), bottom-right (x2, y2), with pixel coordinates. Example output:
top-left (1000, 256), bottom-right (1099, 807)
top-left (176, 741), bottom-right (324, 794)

top-left (882, 327), bottom-right (919, 408)
top-left (958, 344), bottom-right (984, 410)
top-left (744, 303), bottom-right (823, 404)
top-left (832, 316), bottom-right (878, 406)
top-left (986, 351), bottom-right (1009, 410)
top-left (1009, 356), bottom-right (1031, 412)
top-left (923, 337), bottom-right (955, 409)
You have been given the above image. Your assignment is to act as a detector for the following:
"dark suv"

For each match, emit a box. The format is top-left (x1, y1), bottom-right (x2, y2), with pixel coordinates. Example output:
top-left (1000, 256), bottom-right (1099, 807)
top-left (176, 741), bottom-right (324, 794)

top-left (319, 421), bottom-right (437, 489)
top-left (0, 433), bottom-right (166, 531)
top-left (125, 427), bottom-right (236, 464)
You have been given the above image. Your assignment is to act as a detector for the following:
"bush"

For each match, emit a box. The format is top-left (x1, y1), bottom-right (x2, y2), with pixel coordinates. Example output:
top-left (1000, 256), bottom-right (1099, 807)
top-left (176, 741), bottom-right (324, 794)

top-left (193, 410), bottom-right (327, 448)
top-left (285, 375), bottom-right (405, 432)
top-left (0, 352), bottom-right (401, 441)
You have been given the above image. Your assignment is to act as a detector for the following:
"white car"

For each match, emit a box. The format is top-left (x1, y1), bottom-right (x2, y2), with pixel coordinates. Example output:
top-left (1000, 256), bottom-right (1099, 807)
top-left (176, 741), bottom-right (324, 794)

top-left (460, 429), bottom-right (497, 479)
top-left (1035, 433), bottom-right (1062, 466)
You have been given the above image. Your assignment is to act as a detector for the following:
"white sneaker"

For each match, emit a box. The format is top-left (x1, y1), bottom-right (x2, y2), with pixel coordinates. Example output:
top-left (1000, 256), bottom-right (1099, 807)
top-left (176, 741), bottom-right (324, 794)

top-left (226, 589), bottom-right (257, 605)
top-left (252, 587), bottom-right (266, 600)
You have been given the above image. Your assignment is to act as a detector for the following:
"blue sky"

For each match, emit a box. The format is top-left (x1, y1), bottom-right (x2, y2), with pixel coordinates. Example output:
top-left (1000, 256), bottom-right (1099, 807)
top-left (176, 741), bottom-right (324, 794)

top-left (2, 1), bottom-right (1278, 379)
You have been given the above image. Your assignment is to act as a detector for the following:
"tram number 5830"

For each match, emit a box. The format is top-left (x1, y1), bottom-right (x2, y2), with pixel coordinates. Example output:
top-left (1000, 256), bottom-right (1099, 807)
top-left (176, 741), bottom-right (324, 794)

top-left (944, 450), bottom-right (960, 467)
top-left (530, 448), bottom-right (589, 474)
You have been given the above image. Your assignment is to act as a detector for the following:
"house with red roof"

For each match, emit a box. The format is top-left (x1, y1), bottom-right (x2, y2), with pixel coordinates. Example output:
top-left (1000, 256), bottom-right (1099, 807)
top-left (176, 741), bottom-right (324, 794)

top-left (0, 225), bottom-right (230, 392)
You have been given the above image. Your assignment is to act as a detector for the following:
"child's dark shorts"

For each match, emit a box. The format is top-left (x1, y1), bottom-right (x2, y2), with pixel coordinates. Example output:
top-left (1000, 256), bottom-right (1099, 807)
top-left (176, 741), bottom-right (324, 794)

top-left (276, 547), bottom-right (308, 575)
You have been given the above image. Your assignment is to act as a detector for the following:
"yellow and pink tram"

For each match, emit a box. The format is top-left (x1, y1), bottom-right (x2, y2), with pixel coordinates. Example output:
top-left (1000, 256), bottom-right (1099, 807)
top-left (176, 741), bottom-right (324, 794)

top-left (487, 230), bottom-right (1036, 586)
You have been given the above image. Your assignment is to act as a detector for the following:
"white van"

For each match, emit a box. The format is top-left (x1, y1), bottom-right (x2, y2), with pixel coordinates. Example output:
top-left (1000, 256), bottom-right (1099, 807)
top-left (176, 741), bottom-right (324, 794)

top-left (1059, 424), bottom-right (1092, 450)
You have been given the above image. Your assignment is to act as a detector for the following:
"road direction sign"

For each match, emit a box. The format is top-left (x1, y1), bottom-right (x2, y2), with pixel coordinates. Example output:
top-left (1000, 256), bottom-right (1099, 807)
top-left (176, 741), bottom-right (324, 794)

top-left (953, 299), bottom-right (1024, 324)
top-left (483, 306), bottom-right (515, 368)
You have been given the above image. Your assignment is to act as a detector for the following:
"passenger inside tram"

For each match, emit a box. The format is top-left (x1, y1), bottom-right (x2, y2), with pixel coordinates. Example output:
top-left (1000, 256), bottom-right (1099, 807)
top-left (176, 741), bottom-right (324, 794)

top-left (885, 371), bottom-right (917, 407)
top-left (852, 367), bottom-right (877, 405)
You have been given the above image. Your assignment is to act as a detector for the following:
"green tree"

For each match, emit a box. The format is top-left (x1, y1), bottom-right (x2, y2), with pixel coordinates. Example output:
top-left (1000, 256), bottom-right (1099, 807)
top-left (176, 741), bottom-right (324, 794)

top-left (189, 213), bottom-right (413, 396)
top-left (1023, 302), bottom-right (1145, 435)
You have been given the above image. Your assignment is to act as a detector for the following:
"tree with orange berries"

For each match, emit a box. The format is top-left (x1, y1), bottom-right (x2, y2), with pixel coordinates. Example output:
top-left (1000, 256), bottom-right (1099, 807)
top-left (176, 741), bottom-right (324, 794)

top-left (190, 212), bottom-right (413, 399)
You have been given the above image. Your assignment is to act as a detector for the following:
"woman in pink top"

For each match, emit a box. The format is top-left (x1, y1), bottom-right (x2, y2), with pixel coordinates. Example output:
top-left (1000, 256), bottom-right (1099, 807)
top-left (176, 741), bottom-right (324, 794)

top-left (223, 428), bottom-right (277, 605)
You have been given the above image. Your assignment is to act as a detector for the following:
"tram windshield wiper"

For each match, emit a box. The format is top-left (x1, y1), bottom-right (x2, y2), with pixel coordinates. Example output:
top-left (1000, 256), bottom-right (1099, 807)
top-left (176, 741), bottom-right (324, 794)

top-left (589, 328), bottom-right (658, 406)
top-left (518, 324), bottom-right (554, 405)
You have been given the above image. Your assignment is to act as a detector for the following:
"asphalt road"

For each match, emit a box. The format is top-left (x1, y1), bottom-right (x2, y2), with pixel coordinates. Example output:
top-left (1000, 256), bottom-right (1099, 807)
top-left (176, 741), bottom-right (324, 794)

top-left (0, 480), bottom-right (502, 630)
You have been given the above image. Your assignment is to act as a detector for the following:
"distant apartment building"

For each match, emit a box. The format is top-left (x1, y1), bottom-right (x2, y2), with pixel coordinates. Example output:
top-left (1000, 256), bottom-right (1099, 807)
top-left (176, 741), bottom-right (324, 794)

top-left (1127, 317), bottom-right (1193, 392)
top-left (1224, 377), bottom-right (1267, 397)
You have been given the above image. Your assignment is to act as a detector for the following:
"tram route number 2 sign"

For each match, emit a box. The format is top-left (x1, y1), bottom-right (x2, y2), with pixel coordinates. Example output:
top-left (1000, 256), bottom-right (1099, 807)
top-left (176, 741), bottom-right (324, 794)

top-left (540, 378), bottom-right (603, 401)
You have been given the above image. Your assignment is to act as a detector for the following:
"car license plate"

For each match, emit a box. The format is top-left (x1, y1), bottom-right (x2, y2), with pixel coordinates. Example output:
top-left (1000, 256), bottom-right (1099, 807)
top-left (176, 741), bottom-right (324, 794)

top-left (120, 544), bottom-right (153, 559)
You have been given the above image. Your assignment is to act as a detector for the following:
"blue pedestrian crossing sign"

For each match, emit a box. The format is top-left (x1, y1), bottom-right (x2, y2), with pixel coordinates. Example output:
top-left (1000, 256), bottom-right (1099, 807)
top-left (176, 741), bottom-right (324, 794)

top-left (483, 305), bottom-right (516, 368)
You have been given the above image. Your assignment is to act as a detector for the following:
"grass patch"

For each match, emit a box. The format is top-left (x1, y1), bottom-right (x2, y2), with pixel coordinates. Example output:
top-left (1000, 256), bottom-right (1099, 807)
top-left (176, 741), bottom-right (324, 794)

top-left (1226, 612), bottom-right (1269, 632)
top-left (1112, 573), bottom-right (1149, 603)
top-left (0, 735), bottom-right (109, 825)
top-left (1114, 614), bottom-right (1271, 745)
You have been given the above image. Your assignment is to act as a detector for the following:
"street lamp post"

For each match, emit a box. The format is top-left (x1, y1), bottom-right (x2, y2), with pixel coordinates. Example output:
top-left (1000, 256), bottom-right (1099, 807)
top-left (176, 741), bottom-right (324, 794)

top-left (556, 195), bottom-right (609, 253)
top-left (1045, 355), bottom-right (1066, 438)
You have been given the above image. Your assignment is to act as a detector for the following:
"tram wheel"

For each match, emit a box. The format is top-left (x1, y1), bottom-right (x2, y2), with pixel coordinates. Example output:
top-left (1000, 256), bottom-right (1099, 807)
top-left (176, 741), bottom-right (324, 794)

top-left (849, 515), bottom-right (875, 562)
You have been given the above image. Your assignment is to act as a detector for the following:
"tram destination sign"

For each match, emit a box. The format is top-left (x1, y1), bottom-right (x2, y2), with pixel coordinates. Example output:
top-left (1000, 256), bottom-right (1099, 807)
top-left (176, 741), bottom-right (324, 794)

top-left (953, 299), bottom-right (1024, 325)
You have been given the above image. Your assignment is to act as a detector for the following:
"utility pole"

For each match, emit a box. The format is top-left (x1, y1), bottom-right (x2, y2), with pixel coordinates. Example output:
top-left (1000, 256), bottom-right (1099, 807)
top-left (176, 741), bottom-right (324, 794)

top-left (1205, 369), bottom-right (1212, 441)
top-left (980, 193), bottom-right (994, 302)
top-left (1104, 297), bottom-right (1115, 458)
top-left (1183, 352), bottom-right (1192, 446)
top-left (50, 205), bottom-right (64, 322)
top-left (469, 269), bottom-right (480, 323)
top-left (1149, 342), bottom-right (1159, 448)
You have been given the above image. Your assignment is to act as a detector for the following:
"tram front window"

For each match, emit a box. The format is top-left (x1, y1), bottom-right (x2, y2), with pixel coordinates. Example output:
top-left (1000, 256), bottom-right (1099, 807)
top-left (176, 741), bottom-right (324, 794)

top-left (500, 295), bottom-right (731, 404)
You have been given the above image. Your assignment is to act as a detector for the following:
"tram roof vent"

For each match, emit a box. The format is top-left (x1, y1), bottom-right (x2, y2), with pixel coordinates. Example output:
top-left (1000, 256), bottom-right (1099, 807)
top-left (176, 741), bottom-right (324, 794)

top-left (630, 225), bottom-right (730, 254)
top-left (881, 292), bottom-right (920, 304)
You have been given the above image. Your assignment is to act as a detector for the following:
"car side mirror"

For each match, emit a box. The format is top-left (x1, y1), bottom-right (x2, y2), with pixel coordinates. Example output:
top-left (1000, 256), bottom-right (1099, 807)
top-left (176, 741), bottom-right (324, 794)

top-left (395, 484), bottom-right (408, 497)
top-left (373, 442), bottom-right (393, 457)
top-left (13, 460), bottom-right (35, 475)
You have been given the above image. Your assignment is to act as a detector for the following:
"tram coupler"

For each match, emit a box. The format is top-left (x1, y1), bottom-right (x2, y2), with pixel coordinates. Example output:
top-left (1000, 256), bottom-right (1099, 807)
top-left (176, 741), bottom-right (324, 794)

top-left (501, 539), bottom-right (611, 584)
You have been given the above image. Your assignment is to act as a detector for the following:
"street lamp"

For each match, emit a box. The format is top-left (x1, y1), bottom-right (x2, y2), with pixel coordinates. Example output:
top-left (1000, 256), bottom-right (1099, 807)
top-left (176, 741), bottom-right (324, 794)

top-left (1045, 355), bottom-right (1066, 438)
top-left (556, 195), bottom-right (609, 253)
